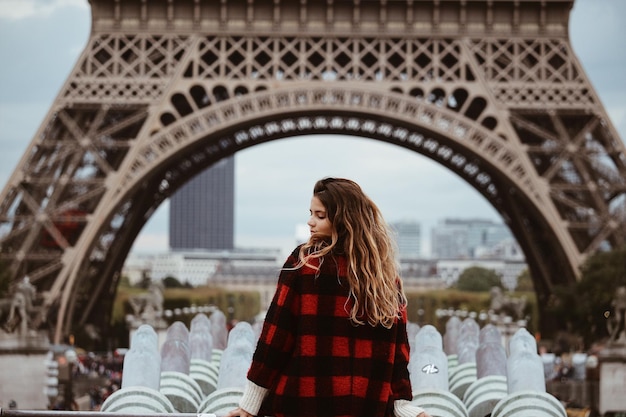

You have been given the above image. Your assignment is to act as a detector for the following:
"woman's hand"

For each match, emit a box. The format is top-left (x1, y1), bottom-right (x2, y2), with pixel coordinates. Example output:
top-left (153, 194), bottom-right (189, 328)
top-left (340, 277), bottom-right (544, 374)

top-left (224, 407), bottom-right (254, 417)
top-left (417, 412), bottom-right (433, 417)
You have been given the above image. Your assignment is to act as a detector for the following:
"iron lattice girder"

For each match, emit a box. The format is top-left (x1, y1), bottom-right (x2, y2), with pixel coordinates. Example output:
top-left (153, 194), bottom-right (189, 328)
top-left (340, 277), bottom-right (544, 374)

top-left (0, 0), bottom-right (624, 344)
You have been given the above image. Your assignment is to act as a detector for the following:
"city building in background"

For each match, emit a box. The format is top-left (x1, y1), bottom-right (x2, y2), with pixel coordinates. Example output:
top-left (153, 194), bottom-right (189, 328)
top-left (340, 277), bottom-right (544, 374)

top-left (133, 211), bottom-right (528, 307)
top-left (389, 220), bottom-right (422, 260)
top-left (430, 218), bottom-right (520, 260)
top-left (436, 258), bottom-right (527, 291)
top-left (430, 219), bottom-right (469, 259)
top-left (123, 247), bottom-right (283, 311)
top-left (124, 247), bottom-right (282, 288)
top-left (124, 214), bottom-right (529, 309)
top-left (429, 218), bottom-right (525, 290)
top-left (169, 157), bottom-right (235, 251)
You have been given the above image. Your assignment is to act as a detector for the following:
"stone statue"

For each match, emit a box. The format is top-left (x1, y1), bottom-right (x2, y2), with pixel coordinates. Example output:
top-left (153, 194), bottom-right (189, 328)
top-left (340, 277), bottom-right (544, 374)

top-left (489, 286), bottom-right (527, 320)
top-left (2, 276), bottom-right (38, 334)
top-left (608, 286), bottom-right (626, 344)
top-left (128, 281), bottom-right (165, 325)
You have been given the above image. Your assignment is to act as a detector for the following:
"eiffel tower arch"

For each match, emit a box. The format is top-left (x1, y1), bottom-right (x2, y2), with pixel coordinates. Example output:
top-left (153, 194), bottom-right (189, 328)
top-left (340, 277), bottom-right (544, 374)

top-left (1, 0), bottom-right (625, 345)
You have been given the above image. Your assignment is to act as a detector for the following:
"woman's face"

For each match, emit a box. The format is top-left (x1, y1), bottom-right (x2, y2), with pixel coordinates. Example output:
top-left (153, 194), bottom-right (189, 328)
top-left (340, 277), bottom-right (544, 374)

top-left (307, 196), bottom-right (333, 237)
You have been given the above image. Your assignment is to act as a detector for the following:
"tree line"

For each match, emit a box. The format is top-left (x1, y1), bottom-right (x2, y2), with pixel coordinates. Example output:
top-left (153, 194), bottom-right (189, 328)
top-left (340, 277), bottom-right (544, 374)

top-left (1, 245), bottom-right (624, 351)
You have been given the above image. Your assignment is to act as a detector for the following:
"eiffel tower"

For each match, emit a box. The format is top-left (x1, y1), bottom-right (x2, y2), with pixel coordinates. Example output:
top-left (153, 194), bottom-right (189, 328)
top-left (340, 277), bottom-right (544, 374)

top-left (1, 0), bottom-right (624, 344)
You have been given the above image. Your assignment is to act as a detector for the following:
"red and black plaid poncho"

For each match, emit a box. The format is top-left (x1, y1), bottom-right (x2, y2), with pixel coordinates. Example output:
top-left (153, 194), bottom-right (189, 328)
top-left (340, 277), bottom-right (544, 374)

top-left (247, 246), bottom-right (414, 417)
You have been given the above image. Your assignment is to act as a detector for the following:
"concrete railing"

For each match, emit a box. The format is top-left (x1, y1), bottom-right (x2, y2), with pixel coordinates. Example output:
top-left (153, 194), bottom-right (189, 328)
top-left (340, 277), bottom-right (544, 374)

top-left (5, 311), bottom-right (569, 417)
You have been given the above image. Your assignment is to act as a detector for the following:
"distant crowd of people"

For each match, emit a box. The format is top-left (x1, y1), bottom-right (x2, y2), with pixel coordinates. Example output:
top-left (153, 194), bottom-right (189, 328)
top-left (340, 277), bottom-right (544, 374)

top-left (50, 349), bottom-right (124, 411)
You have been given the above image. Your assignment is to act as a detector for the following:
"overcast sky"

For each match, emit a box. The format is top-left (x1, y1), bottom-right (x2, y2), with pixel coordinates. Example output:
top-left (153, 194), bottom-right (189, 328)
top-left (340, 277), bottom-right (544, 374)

top-left (1, 0), bottom-right (625, 258)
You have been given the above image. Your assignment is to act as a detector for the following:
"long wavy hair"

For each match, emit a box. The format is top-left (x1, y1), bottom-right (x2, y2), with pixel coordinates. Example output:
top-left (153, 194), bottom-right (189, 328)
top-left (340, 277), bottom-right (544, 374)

top-left (297, 177), bottom-right (407, 328)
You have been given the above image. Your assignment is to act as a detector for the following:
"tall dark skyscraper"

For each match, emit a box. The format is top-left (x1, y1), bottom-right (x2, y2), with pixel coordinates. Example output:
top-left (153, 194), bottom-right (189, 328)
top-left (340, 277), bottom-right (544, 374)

top-left (169, 156), bottom-right (235, 251)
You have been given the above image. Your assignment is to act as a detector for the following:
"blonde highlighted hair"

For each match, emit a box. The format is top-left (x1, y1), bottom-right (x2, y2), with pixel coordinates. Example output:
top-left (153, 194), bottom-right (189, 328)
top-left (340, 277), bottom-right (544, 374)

top-left (298, 177), bottom-right (406, 328)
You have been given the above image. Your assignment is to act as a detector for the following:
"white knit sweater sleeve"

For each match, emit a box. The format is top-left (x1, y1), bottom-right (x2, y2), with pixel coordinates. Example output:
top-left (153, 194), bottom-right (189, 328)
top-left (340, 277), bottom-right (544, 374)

top-left (238, 379), bottom-right (269, 416)
top-left (394, 399), bottom-right (426, 417)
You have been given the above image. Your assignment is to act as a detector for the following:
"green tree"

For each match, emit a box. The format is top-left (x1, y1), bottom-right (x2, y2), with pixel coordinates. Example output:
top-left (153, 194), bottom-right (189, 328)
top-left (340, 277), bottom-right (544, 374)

top-left (515, 268), bottom-right (535, 292)
top-left (454, 266), bottom-right (503, 292)
top-left (118, 274), bottom-right (131, 288)
top-left (547, 246), bottom-right (626, 348)
top-left (163, 276), bottom-right (185, 288)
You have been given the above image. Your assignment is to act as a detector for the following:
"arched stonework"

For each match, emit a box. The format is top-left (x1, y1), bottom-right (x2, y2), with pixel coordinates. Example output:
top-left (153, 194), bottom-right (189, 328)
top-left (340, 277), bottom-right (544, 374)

top-left (0, 0), bottom-right (624, 343)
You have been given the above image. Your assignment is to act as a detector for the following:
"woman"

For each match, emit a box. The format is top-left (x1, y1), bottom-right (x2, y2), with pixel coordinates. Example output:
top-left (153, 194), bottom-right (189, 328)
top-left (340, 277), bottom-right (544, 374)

top-left (226, 178), bottom-right (431, 417)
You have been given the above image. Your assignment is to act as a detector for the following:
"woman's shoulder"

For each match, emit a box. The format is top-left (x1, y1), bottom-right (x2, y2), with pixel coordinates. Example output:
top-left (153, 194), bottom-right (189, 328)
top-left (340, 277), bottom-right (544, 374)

top-left (283, 244), bottom-right (331, 273)
top-left (282, 245), bottom-right (303, 265)
top-left (283, 243), bottom-right (348, 273)
top-left (290, 244), bottom-right (304, 257)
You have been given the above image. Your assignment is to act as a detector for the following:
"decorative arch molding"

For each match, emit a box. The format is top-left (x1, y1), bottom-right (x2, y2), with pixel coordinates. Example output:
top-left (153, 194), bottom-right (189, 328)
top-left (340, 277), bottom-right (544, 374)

top-left (52, 86), bottom-right (577, 341)
top-left (125, 86), bottom-right (533, 200)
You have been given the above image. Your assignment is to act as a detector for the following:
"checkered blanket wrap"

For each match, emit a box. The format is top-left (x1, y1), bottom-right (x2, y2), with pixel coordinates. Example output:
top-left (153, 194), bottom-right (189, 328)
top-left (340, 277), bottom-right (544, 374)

top-left (247, 247), bottom-right (413, 417)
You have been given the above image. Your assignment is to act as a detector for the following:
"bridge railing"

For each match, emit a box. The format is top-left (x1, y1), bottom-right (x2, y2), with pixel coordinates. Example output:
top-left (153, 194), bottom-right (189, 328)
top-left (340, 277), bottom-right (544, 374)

top-left (0, 411), bottom-right (216, 417)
